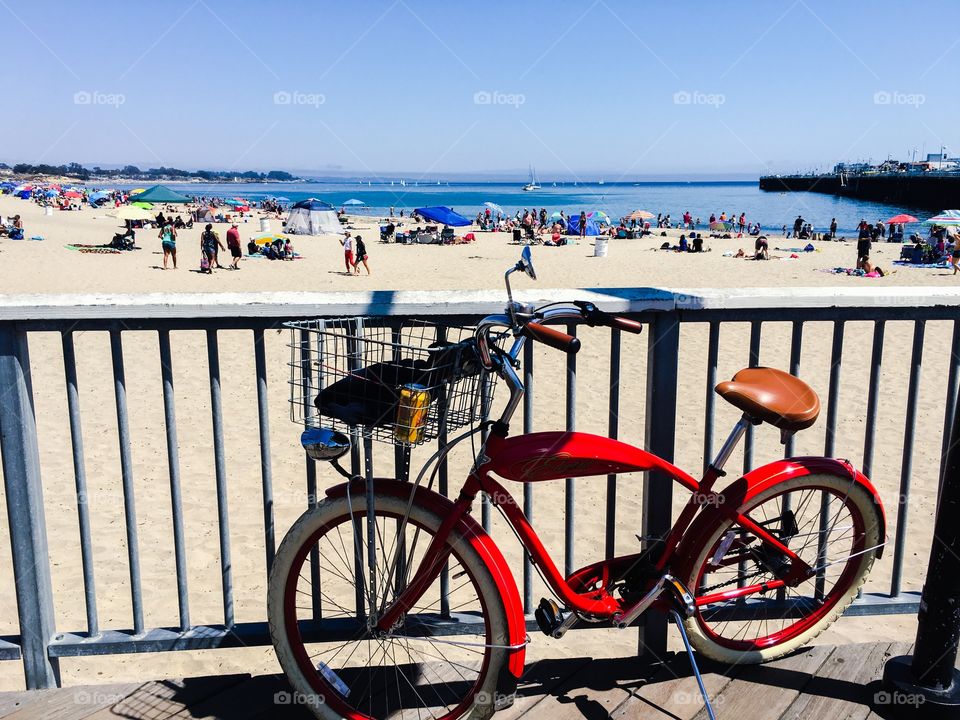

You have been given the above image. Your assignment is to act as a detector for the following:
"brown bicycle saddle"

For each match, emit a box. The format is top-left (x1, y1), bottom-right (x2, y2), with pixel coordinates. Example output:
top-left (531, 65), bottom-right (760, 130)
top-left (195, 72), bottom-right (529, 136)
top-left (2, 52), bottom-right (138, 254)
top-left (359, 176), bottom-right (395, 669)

top-left (715, 367), bottom-right (820, 432)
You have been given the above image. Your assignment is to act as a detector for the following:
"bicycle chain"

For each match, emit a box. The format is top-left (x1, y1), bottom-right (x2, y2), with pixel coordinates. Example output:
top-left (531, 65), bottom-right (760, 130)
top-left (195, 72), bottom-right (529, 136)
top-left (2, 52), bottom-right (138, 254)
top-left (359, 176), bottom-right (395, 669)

top-left (699, 568), bottom-right (769, 595)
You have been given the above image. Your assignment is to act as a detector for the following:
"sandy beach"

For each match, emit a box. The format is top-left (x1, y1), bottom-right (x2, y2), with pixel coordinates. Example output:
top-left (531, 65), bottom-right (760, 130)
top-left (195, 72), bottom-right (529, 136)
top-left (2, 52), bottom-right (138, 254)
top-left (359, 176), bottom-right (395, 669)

top-left (0, 193), bottom-right (949, 690)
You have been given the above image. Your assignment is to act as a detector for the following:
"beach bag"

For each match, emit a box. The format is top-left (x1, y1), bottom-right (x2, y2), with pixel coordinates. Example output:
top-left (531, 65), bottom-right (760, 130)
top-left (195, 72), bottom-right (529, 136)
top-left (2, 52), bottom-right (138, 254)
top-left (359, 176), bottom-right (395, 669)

top-left (9, 228), bottom-right (23, 240)
top-left (200, 254), bottom-right (210, 271)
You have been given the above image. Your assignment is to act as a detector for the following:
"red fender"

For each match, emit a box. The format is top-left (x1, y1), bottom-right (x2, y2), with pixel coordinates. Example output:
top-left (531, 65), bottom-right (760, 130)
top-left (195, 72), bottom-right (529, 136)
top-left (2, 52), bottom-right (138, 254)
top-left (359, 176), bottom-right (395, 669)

top-left (325, 479), bottom-right (527, 685)
top-left (673, 457), bottom-right (887, 579)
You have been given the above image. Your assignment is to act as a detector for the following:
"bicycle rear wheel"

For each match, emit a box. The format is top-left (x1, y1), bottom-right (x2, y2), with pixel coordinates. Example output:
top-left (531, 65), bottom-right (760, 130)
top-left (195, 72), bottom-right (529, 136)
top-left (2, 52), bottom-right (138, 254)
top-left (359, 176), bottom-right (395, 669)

top-left (682, 472), bottom-right (883, 664)
top-left (268, 491), bottom-right (511, 720)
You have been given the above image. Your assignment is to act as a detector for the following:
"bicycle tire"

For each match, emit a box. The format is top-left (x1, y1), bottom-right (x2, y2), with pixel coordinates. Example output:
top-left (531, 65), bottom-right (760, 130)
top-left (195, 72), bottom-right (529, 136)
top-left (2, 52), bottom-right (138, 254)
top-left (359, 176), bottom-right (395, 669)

top-left (681, 472), bottom-right (882, 664)
top-left (268, 491), bottom-right (511, 720)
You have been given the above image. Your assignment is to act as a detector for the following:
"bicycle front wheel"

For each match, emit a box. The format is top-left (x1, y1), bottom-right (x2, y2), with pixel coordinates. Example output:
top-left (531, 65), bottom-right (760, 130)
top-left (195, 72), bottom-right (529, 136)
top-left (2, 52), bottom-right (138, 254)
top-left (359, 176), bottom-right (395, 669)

top-left (268, 490), bottom-right (511, 720)
top-left (682, 472), bottom-right (883, 664)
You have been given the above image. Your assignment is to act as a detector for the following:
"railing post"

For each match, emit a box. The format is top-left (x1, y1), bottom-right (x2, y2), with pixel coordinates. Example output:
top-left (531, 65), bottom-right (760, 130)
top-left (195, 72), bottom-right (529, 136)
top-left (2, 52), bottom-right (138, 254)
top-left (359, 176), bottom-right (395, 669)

top-left (0, 324), bottom-right (60, 688)
top-left (882, 379), bottom-right (960, 715)
top-left (640, 312), bottom-right (679, 662)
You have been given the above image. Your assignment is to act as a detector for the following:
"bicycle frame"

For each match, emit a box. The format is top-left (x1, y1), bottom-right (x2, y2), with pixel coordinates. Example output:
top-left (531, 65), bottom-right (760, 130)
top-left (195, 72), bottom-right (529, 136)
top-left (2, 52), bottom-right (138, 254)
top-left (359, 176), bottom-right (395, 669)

top-left (374, 413), bottom-right (840, 633)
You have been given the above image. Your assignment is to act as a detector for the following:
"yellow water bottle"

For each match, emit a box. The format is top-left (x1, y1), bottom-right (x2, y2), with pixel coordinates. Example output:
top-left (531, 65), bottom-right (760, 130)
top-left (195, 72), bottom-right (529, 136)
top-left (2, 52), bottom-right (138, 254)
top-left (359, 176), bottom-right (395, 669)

top-left (395, 384), bottom-right (431, 443)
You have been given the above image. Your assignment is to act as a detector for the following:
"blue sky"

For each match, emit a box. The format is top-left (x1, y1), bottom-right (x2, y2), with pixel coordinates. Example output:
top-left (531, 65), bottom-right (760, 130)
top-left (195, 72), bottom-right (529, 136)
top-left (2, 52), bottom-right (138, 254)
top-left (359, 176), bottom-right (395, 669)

top-left (2, 0), bottom-right (957, 178)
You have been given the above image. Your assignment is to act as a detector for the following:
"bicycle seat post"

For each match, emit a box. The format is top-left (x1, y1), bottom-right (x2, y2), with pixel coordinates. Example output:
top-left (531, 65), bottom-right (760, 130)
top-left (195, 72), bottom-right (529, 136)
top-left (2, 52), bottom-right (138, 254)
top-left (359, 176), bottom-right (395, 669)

top-left (707, 415), bottom-right (752, 477)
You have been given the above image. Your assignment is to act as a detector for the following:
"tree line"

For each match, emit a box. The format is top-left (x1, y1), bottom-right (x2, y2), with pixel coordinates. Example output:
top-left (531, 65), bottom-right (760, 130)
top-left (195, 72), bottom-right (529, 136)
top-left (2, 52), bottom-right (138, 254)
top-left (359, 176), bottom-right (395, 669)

top-left (2, 162), bottom-right (297, 182)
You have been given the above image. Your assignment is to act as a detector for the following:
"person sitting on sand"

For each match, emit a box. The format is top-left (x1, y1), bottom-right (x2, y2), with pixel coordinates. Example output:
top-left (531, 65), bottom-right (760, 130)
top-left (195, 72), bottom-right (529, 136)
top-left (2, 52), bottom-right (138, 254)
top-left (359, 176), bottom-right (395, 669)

top-left (283, 238), bottom-right (294, 260)
top-left (678, 234), bottom-right (688, 252)
top-left (754, 236), bottom-right (769, 260)
top-left (159, 221), bottom-right (177, 269)
top-left (692, 234), bottom-right (704, 252)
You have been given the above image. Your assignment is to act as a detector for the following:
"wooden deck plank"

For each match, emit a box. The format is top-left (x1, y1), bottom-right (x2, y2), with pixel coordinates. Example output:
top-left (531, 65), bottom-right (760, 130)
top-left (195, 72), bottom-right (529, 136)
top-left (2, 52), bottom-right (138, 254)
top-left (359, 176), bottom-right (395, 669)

top-left (0, 682), bottom-right (142, 720)
top-left (494, 655), bottom-right (595, 719)
top-left (689, 644), bottom-right (837, 720)
top-left (610, 652), bottom-right (744, 720)
top-left (779, 642), bottom-right (909, 720)
top-left (0, 690), bottom-right (59, 718)
top-left (79, 674), bottom-right (250, 720)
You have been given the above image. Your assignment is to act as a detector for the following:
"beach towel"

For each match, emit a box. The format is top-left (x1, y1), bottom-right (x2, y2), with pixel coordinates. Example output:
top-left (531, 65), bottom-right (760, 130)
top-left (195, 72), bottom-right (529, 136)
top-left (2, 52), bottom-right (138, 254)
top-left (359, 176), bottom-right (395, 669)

top-left (892, 260), bottom-right (949, 269)
top-left (820, 267), bottom-right (892, 278)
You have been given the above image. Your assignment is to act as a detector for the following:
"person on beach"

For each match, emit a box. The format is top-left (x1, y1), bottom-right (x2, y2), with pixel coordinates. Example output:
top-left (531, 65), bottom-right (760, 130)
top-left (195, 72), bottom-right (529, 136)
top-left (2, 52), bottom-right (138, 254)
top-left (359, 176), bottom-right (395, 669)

top-left (951, 242), bottom-right (960, 275)
top-left (754, 235), bottom-right (769, 260)
top-left (201, 224), bottom-right (224, 272)
top-left (341, 231), bottom-right (354, 273)
top-left (830, 218), bottom-right (838, 238)
top-left (353, 235), bottom-right (371, 275)
top-left (226, 223), bottom-right (242, 270)
top-left (579, 211), bottom-right (587, 238)
top-left (159, 221), bottom-right (177, 269)
top-left (793, 215), bottom-right (803, 238)
top-left (856, 231), bottom-right (871, 269)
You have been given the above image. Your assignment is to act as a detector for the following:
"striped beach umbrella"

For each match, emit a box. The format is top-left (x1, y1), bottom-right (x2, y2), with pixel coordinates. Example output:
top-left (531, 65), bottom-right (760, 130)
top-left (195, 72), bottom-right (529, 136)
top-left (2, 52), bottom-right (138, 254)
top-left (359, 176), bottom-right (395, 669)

top-left (624, 209), bottom-right (654, 221)
top-left (924, 210), bottom-right (960, 226)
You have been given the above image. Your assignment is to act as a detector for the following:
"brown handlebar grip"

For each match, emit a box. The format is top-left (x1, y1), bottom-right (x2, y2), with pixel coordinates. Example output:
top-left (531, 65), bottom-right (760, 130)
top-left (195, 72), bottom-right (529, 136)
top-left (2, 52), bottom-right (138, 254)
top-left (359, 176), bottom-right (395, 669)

top-left (609, 315), bottom-right (643, 334)
top-left (521, 322), bottom-right (581, 353)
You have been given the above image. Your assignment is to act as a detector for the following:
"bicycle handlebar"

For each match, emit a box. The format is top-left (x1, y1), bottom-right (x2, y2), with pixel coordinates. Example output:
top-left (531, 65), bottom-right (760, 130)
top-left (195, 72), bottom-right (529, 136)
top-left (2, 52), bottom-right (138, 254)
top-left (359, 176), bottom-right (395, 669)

top-left (520, 322), bottom-right (581, 354)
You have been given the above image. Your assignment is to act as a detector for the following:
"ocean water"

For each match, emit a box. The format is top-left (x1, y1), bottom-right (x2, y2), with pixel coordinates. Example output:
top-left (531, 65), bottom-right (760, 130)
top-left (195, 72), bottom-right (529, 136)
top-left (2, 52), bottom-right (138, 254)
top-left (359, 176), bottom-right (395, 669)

top-left (112, 180), bottom-right (929, 237)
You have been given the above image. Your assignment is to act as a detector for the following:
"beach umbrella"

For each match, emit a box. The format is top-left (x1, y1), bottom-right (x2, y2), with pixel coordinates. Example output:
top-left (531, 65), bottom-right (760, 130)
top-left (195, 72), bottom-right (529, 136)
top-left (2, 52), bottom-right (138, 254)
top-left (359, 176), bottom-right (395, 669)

top-left (343, 199), bottom-right (365, 206)
top-left (413, 206), bottom-right (471, 227)
top-left (113, 206), bottom-right (154, 221)
top-left (709, 220), bottom-right (733, 231)
top-left (924, 210), bottom-right (960, 226)
top-left (63, 190), bottom-right (83, 199)
top-left (550, 211), bottom-right (564, 220)
top-left (624, 209), bottom-right (654, 221)
top-left (224, 198), bottom-right (246, 206)
top-left (43, 189), bottom-right (59, 198)
top-left (886, 213), bottom-right (918, 225)
top-left (129, 188), bottom-right (146, 195)
top-left (253, 232), bottom-right (289, 246)
top-left (483, 201), bottom-right (505, 215)
top-left (131, 201), bottom-right (153, 210)
top-left (589, 210), bottom-right (611, 223)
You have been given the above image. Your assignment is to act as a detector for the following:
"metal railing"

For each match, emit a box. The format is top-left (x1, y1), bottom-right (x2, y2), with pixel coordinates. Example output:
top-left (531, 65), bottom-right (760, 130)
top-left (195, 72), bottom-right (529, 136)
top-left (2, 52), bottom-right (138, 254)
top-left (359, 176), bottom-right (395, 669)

top-left (1, 286), bottom-right (958, 689)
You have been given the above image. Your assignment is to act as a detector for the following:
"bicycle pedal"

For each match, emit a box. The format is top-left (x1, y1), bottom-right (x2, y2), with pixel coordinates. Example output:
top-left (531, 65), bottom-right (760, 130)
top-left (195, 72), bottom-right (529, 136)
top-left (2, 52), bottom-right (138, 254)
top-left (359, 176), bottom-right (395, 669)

top-left (534, 598), bottom-right (564, 637)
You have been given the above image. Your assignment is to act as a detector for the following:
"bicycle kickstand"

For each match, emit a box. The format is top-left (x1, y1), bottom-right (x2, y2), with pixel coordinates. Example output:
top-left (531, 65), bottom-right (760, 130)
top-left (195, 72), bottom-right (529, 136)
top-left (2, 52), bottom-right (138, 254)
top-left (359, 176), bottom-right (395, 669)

top-left (669, 609), bottom-right (718, 720)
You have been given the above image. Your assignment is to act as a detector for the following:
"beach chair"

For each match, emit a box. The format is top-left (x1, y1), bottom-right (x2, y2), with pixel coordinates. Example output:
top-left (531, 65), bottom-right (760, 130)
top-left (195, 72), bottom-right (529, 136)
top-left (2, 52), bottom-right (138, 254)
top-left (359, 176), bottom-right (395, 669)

top-left (440, 227), bottom-right (455, 244)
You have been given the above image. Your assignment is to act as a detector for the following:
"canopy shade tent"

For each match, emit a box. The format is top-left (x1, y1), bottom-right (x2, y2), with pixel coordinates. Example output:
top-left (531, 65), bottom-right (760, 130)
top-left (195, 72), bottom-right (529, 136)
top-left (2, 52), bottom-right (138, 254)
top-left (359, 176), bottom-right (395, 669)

top-left (566, 215), bottom-right (600, 236)
top-left (128, 185), bottom-right (192, 203)
top-left (924, 210), bottom-right (960, 226)
top-left (413, 206), bottom-right (470, 227)
top-left (285, 198), bottom-right (340, 235)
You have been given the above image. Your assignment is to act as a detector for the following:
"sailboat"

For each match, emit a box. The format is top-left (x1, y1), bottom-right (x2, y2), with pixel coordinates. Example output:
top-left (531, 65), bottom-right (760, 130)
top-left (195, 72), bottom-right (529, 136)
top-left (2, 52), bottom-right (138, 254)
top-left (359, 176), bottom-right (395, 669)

top-left (522, 166), bottom-right (541, 192)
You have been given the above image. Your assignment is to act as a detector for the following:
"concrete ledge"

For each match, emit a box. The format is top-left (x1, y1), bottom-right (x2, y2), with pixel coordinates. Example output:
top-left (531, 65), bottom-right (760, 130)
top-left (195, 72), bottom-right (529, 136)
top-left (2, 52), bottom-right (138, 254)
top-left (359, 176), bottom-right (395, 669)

top-left (0, 286), bottom-right (956, 321)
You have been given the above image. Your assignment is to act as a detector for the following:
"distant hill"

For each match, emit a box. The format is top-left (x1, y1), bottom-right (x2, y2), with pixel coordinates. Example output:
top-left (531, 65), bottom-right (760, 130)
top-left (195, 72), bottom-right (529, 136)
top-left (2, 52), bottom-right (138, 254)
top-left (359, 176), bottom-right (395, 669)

top-left (7, 162), bottom-right (298, 183)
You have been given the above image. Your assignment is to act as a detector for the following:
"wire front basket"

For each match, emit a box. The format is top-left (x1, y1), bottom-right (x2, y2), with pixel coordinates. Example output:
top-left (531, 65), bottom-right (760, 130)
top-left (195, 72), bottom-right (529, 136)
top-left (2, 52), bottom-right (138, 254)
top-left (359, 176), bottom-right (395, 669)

top-left (287, 318), bottom-right (497, 447)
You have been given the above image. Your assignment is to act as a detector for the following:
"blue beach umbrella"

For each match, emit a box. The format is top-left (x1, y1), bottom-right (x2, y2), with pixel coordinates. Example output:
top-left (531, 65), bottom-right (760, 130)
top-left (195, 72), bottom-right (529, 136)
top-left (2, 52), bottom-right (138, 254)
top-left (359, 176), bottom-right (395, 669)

top-left (343, 199), bottom-right (365, 206)
top-left (483, 201), bottom-right (505, 215)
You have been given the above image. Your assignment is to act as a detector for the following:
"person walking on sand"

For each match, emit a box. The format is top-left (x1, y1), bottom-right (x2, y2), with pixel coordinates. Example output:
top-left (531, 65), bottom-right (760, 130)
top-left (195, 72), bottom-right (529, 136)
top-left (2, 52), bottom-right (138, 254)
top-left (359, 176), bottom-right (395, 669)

top-left (341, 231), bottom-right (355, 273)
top-left (353, 235), bottom-right (371, 275)
top-left (159, 221), bottom-right (177, 269)
top-left (201, 224), bottom-right (224, 272)
top-left (226, 223), bottom-right (242, 270)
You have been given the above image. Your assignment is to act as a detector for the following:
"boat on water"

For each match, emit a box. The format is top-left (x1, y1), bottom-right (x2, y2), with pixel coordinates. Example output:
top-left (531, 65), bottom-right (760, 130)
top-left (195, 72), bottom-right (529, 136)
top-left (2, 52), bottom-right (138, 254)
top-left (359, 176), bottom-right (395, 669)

top-left (522, 165), bottom-right (541, 191)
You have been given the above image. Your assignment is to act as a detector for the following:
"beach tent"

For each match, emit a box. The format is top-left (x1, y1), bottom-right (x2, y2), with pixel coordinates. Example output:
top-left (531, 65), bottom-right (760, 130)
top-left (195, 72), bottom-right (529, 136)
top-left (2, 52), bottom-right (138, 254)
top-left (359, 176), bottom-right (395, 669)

top-left (285, 198), bottom-right (340, 235)
top-left (129, 185), bottom-right (192, 203)
top-left (194, 206), bottom-right (216, 223)
top-left (565, 215), bottom-right (600, 236)
top-left (413, 206), bottom-right (471, 227)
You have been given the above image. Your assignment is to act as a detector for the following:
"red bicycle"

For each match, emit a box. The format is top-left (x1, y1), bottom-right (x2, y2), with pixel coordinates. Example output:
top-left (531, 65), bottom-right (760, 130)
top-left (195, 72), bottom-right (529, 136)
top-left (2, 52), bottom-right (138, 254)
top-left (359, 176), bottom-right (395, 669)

top-left (269, 248), bottom-right (886, 720)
